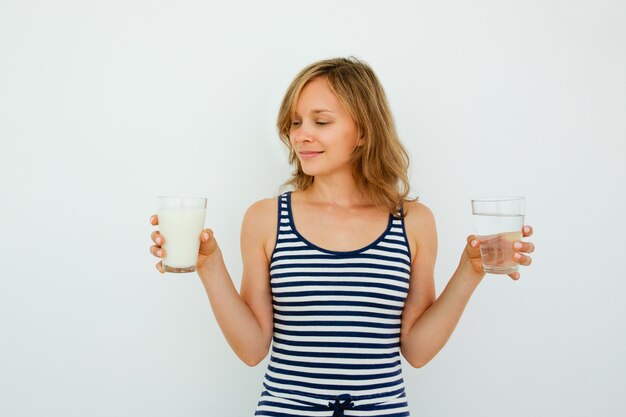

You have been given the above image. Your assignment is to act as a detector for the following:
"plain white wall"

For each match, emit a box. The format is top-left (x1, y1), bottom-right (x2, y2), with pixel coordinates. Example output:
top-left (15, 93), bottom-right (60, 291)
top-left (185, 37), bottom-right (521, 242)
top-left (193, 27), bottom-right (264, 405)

top-left (1, 0), bottom-right (625, 416)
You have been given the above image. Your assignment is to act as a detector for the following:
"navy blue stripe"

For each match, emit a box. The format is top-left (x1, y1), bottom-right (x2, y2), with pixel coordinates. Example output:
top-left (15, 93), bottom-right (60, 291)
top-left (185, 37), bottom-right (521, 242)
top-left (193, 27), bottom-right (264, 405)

top-left (262, 383), bottom-right (407, 403)
top-left (270, 262), bottom-right (410, 275)
top-left (269, 355), bottom-right (402, 370)
top-left (273, 299), bottom-right (404, 311)
top-left (272, 280), bottom-right (409, 294)
top-left (273, 318), bottom-right (400, 329)
top-left (272, 336), bottom-right (400, 349)
top-left (273, 245), bottom-right (410, 257)
top-left (257, 397), bottom-right (409, 413)
top-left (274, 290), bottom-right (407, 302)
top-left (271, 253), bottom-right (411, 267)
top-left (273, 328), bottom-right (399, 339)
top-left (271, 271), bottom-right (410, 284)
top-left (271, 346), bottom-right (401, 360)
top-left (273, 309), bottom-right (401, 319)
top-left (265, 373), bottom-right (404, 391)
top-left (268, 364), bottom-right (402, 381)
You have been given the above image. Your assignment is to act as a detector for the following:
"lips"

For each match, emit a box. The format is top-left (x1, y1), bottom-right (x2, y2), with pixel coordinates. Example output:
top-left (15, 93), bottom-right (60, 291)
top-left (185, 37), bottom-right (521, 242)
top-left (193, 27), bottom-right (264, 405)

top-left (299, 151), bottom-right (324, 159)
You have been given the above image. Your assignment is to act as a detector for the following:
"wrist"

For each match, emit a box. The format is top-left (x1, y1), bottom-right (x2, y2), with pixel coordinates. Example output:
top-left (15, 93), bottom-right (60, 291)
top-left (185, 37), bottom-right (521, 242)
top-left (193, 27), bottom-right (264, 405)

top-left (197, 248), bottom-right (225, 280)
top-left (455, 262), bottom-right (485, 287)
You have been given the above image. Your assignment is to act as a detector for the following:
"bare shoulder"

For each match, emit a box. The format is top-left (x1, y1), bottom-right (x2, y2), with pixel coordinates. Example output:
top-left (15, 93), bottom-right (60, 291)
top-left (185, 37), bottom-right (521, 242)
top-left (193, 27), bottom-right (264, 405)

top-left (402, 199), bottom-right (437, 265)
top-left (241, 196), bottom-right (280, 262)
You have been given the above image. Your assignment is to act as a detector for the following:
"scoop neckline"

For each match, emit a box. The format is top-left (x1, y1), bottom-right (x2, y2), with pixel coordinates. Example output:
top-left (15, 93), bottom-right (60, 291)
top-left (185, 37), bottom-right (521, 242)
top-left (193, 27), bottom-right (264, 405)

top-left (286, 191), bottom-right (394, 255)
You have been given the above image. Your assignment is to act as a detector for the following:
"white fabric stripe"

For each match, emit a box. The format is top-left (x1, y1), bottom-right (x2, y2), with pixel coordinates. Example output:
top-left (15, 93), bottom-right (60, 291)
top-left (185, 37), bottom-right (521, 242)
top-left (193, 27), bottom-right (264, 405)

top-left (362, 248), bottom-right (410, 263)
top-left (260, 388), bottom-right (330, 407)
top-left (273, 304), bottom-right (402, 315)
top-left (275, 332), bottom-right (400, 344)
top-left (277, 233), bottom-right (298, 240)
top-left (377, 241), bottom-right (410, 251)
top-left (271, 342), bottom-right (398, 355)
top-left (271, 256), bottom-right (408, 269)
top-left (255, 406), bottom-right (324, 417)
top-left (385, 234), bottom-right (407, 243)
top-left (271, 266), bottom-right (409, 279)
top-left (263, 376), bottom-right (405, 400)
top-left (272, 286), bottom-right (408, 299)
top-left (257, 389), bottom-right (410, 411)
top-left (273, 294), bottom-right (404, 307)
top-left (273, 323), bottom-right (400, 335)
top-left (272, 276), bottom-right (408, 289)
top-left (265, 368), bottom-right (402, 389)
top-left (273, 313), bottom-right (401, 326)
top-left (354, 395), bottom-right (409, 408)
top-left (272, 249), bottom-right (334, 258)
top-left (276, 241), bottom-right (311, 249)
top-left (270, 350), bottom-right (400, 366)
top-left (269, 361), bottom-right (402, 377)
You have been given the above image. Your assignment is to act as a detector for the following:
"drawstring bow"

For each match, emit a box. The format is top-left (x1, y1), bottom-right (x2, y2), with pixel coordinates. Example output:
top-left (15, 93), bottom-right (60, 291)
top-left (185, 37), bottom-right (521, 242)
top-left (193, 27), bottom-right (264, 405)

top-left (328, 394), bottom-right (354, 417)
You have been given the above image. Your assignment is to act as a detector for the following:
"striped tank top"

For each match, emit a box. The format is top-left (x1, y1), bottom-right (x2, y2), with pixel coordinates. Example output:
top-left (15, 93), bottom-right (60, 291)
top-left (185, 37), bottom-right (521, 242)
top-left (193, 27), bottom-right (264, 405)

top-left (255, 191), bottom-right (412, 417)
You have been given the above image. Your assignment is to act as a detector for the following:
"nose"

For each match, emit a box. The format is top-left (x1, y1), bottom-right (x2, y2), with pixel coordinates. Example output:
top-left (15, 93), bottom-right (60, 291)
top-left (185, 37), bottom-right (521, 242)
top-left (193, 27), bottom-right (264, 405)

top-left (290, 121), bottom-right (315, 144)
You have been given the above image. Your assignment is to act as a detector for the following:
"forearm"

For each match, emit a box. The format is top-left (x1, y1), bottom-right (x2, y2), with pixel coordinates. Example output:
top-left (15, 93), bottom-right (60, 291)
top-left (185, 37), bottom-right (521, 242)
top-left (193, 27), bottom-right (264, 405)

top-left (197, 249), bottom-right (270, 365)
top-left (401, 265), bottom-right (484, 367)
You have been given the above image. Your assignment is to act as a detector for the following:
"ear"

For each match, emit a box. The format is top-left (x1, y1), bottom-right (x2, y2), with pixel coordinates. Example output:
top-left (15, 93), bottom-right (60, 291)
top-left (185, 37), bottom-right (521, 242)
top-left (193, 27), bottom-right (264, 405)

top-left (356, 135), bottom-right (365, 147)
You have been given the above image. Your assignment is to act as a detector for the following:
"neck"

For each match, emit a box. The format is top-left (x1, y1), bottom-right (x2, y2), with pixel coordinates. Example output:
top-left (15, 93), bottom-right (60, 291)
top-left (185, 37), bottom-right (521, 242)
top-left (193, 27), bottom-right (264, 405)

top-left (303, 179), bottom-right (370, 209)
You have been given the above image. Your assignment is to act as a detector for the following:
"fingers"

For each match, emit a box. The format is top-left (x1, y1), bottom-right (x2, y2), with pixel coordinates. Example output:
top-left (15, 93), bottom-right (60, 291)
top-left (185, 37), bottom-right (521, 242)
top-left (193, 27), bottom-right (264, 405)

top-left (201, 228), bottom-right (212, 242)
top-left (467, 235), bottom-right (480, 249)
top-left (199, 228), bottom-right (219, 257)
top-left (151, 230), bottom-right (163, 245)
top-left (522, 225), bottom-right (533, 237)
top-left (508, 271), bottom-right (521, 280)
top-left (513, 240), bottom-right (535, 254)
top-left (150, 214), bottom-right (164, 273)
top-left (513, 251), bottom-right (532, 266)
top-left (150, 244), bottom-right (165, 258)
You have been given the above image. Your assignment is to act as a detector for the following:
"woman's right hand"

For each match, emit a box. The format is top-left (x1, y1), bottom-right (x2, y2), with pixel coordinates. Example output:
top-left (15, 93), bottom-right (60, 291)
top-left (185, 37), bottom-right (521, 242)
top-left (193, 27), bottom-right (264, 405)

top-left (149, 214), bottom-right (221, 274)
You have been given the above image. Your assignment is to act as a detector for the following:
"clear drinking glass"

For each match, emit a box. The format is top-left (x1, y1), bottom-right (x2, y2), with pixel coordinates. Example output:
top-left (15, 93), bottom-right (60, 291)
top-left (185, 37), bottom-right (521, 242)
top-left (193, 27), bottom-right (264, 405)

top-left (471, 196), bottom-right (525, 274)
top-left (156, 196), bottom-right (207, 273)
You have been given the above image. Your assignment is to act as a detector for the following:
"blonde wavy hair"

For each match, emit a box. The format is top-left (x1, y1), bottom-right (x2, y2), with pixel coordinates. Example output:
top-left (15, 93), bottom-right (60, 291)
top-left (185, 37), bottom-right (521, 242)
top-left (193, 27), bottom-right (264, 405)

top-left (277, 56), bottom-right (418, 217)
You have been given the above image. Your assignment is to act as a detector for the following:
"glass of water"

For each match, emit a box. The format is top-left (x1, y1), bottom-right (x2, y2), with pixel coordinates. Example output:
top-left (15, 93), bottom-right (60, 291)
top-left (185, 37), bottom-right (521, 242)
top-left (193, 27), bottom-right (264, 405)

top-left (471, 196), bottom-right (525, 274)
top-left (157, 196), bottom-right (207, 273)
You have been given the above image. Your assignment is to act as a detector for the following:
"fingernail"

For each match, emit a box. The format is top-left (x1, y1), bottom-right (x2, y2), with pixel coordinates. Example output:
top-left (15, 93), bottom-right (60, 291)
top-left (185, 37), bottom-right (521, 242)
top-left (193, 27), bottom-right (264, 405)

top-left (514, 253), bottom-right (522, 260)
top-left (471, 240), bottom-right (478, 247)
top-left (157, 249), bottom-right (162, 257)
top-left (524, 226), bottom-right (529, 233)
top-left (514, 242), bottom-right (522, 249)
top-left (156, 237), bottom-right (161, 244)
top-left (203, 233), bottom-right (209, 240)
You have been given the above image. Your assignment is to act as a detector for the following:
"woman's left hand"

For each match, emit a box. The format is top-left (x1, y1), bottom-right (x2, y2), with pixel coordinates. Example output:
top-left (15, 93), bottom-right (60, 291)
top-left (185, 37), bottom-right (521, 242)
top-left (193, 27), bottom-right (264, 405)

top-left (461, 225), bottom-right (535, 281)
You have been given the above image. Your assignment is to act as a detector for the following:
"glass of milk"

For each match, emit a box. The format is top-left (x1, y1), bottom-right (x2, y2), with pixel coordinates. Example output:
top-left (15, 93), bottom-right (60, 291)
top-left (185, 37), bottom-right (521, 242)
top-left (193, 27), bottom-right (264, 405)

top-left (157, 196), bottom-right (207, 273)
top-left (471, 196), bottom-right (525, 274)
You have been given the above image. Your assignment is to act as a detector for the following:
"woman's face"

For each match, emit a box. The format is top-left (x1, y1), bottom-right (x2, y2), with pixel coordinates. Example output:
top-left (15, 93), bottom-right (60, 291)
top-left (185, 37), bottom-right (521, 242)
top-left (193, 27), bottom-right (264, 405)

top-left (289, 77), bottom-right (362, 177)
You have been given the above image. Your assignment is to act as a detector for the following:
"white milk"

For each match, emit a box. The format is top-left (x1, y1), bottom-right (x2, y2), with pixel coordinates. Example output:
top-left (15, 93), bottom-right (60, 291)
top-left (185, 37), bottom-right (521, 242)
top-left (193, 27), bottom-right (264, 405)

top-left (157, 207), bottom-right (206, 270)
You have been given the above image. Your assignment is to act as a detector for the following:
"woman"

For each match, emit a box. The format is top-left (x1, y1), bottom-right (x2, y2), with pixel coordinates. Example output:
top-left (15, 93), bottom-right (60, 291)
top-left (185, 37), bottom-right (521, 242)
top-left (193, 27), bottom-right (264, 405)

top-left (149, 56), bottom-right (535, 416)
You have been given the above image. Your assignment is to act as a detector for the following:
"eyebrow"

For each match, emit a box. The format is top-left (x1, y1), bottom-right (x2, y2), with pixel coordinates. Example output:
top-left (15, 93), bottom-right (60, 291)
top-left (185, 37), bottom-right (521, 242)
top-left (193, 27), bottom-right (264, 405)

top-left (294, 109), bottom-right (334, 115)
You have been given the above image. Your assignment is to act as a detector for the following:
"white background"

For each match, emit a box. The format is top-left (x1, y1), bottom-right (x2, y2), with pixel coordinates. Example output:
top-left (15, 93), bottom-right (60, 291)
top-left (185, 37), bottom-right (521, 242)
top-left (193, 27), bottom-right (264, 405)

top-left (1, 1), bottom-right (625, 416)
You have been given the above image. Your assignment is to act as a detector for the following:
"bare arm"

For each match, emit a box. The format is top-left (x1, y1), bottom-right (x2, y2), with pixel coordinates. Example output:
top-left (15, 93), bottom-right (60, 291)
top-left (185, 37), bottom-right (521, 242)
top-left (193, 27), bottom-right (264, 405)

top-left (400, 202), bottom-right (483, 368)
top-left (196, 198), bottom-right (275, 366)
